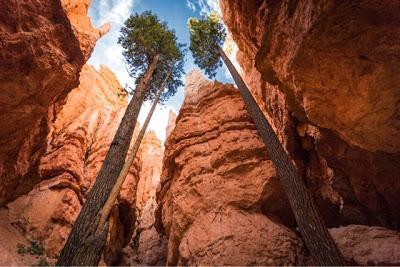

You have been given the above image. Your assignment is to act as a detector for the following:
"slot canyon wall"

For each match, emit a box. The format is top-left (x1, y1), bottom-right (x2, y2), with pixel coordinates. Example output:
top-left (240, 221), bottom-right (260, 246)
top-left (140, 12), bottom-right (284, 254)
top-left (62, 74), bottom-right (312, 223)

top-left (0, 0), bottom-right (399, 266)
top-left (119, 132), bottom-right (167, 266)
top-left (155, 0), bottom-right (400, 261)
top-left (156, 70), bottom-right (305, 265)
top-left (156, 68), bottom-right (400, 266)
top-left (219, 0), bottom-right (400, 229)
top-left (0, 1), bottom-right (140, 265)
top-left (0, 0), bottom-right (110, 206)
top-left (0, 63), bottom-right (142, 265)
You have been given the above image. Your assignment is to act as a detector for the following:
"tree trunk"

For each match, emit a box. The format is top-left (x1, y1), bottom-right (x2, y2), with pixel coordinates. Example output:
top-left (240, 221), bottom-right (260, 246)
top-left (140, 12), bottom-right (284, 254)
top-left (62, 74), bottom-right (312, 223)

top-left (219, 47), bottom-right (346, 266)
top-left (96, 71), bottom-right (171, 234)
top-left (56, 54), bottom-right (160, 266)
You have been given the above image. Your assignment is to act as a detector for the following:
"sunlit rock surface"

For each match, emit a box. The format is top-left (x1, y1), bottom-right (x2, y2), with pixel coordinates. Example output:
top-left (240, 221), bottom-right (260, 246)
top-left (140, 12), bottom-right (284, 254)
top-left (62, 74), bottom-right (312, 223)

top-left (119, 132), bottom-right (167, 266)
top-left (156, 70), bottom-right (305, 265)
top-left (1, 65), bottom-right (139, 265)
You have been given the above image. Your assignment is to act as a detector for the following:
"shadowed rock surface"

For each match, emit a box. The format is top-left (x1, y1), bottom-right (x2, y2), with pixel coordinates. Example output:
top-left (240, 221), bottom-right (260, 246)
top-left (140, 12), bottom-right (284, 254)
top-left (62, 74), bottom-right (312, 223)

top-left (0, 0), bottom-right (109, 206)
top-left (118, 132), bottom-right (167, 266)
top-left (220, 0), bottom-right (400, 229)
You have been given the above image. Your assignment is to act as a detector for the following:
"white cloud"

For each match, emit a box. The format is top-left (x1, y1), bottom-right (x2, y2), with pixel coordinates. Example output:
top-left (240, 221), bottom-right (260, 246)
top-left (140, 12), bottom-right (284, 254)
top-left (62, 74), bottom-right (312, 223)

top-left (89, 0), bottom-right (135, 87)
top-left (187, 0), bottom-right (197, 12)
top-left (97, 0), bottom-right (134, 25)
top-left (198, 0), bottom-right (221, 16)
top-left (186, 0), bottom-right (221, 16)
top-left (88, 0), bottom-right (173, 143)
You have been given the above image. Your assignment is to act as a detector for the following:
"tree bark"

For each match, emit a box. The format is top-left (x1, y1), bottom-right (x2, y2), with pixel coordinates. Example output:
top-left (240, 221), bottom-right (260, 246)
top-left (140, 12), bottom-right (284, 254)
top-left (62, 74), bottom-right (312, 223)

top-left (56, 54), bottom-right (160, 266)
top-left (96, 71), bottom-right (171, 234)
top-left (219, 47), bottom-right (346, 266)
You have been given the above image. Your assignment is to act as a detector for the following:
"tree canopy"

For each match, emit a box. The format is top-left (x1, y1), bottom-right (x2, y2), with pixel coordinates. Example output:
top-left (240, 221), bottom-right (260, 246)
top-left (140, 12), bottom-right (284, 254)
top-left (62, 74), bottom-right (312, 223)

top-left (188, 12), bottom-right (226, 78)
top-left (135, 50), bottom-right (186, 103)
top-left (119, 11), bottom-right (186, 101)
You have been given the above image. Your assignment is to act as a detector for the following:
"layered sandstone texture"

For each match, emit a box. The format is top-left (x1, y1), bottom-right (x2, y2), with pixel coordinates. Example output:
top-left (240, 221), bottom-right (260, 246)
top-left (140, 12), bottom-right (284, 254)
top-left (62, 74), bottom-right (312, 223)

top-left (157, 70), bottom-right (305, 266)
top-left (0, 65), bottom-right (139, 265)
top-left (0, 0), bottom-right (109, 205)
top-left (220, 0), bottom-right (400, 229)
top-left (119, 132), bottom-right (167, 266)
top-left (330, 225), bottom-right (400, 265)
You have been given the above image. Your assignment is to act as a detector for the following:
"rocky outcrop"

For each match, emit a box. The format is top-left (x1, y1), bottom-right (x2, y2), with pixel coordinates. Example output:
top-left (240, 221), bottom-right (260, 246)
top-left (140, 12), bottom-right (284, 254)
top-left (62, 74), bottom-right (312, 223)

top-left (118, 131), bottom-right (167, 266)
top-left (157, 70), bottom-right (305, 266)
top-left (166, 110), bottom-right (177, 139)
top-left (0, 0), bottom-right (109, 205)
top-left (61, 0), bottom-right (111, 59)
top-left (330, 225), bottom-right (400, 265)
top-left (220, 0), bottom-right (400, 228)
top-left (1, 65), bottom-right (139, 265)
top-left (136, 132), bottom-right (164, 212)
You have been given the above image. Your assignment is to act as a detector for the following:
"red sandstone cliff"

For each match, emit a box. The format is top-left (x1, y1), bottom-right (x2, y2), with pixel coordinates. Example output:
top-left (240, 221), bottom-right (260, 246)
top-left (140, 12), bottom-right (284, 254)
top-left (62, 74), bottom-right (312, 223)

top-left (0, 65), bottom-right (139, 265)
top-left (119, 131), bottom-right (167, 266)
top-left (156, 68), bottom-right (400, 265)
top-left (220, 0), bottom-right (400, 229)
top-left (157, 70), bottom-right (305, 265)
top-left (0, 0), bottom-right (109, 206)
top-left (1, 1), bottom-right (400, 266)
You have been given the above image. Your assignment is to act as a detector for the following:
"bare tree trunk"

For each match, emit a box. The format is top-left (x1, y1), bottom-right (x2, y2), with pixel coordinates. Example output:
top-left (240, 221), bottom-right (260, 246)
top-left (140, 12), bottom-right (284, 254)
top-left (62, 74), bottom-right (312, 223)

top-left (56, 55), bottom-right (160, 266)
top-left (96, 71), bottom-right (171, 234)
top-left (219, 47), bottom-right (346, 266)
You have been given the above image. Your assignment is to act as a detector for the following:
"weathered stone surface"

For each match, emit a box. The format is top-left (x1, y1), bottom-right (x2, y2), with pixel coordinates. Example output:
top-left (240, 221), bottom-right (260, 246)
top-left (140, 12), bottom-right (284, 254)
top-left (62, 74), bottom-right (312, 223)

top-left (3, 65), bottom-right (139, 264)
top-left (136, 132), bottom-right (164, 212)
top-left (330, 225), bottom-right (400, 265)
top-left (0, 0), bottom-right (109, 206)
top-left (61, 0), bottom-right (111, 59)
top-left (157, 70), bottom-right (304, 265)
top-left (220, 0), bottom-right (400, 228)
top-left (0, 210), bottom-right (48, 266)
top-left (166, 110), bottom-right (177, 140)
top-left (119, 131), bottom-right (167, 266)
top-left (178, 207), bottom-right (304, 266)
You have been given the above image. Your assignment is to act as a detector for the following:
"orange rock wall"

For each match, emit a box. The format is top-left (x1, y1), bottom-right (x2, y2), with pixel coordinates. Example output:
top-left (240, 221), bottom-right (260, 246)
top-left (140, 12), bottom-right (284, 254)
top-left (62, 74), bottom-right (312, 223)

top-left (0, 0), bottom-right (109, 205)
top-left (123, 132), bottom-right (167, 266)
top-left (220, 0), bottom-right (400, 228)
top-left (1, 65), bottom-right (139, 265)
top-left (157, 70), bottom-right (305, 265)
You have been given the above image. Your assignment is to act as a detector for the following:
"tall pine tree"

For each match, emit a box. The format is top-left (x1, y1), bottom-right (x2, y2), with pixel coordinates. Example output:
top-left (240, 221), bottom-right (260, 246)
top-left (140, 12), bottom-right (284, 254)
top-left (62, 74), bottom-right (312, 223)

top-left (188, 12), bottom-right (346, 266)
top-left (57, 11), bottom-right (185, 266)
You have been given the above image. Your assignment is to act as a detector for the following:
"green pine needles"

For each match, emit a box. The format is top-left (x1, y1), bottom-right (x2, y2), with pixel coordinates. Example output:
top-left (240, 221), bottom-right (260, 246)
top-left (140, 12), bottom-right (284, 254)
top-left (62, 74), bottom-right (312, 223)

top-left (119, 11), bottom-right (186, 103)
top-left (188, 12), bottom-right (226, 78)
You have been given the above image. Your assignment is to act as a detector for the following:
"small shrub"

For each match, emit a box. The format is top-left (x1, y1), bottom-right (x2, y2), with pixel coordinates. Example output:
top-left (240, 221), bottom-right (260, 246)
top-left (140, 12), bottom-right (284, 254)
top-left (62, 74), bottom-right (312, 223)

top-left (17, 243), bottom-right (26, 254)
top-left (16, 240), bottom-right (44, 256)
top-left (28, 240), bottom-right (43, 256)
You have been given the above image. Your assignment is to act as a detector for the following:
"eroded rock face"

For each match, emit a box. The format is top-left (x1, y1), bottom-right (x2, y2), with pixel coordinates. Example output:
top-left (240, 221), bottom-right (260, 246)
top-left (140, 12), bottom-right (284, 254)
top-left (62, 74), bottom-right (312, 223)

top-left (136, 132), bottom-right (164, 212)
top-left (0, 210), bottom-right (44, 266)
top-left (330, 225), bottom-right (400, 265)
top-left (61, 0), bottom-right (111, 59)
top-left (134, 132), bottom-right (167, 265)
top-left (157, 70), bottom-right (304, 266)
top-left (119, 131), bottom-right (167, 266)
top-left (166, 110), bottom-right (177, 140)
top-left (2, 65), bottom-right (139, 264)
top-left (220, 0), bottom-right (400, 228)
top-left (0, 0), bottom-right (109, 206)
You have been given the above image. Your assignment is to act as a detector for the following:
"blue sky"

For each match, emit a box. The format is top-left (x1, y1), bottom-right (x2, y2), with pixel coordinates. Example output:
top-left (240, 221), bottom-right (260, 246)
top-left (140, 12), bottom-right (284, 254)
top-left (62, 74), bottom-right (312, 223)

top-left (88, 0), bottom-right (233, 142)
